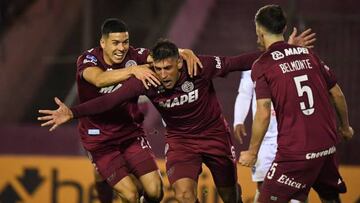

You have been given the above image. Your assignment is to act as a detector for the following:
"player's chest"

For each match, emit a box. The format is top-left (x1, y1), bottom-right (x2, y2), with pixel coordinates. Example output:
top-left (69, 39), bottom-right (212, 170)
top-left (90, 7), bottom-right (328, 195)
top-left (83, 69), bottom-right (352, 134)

top-left (152, 79), bottom-right (208, 110)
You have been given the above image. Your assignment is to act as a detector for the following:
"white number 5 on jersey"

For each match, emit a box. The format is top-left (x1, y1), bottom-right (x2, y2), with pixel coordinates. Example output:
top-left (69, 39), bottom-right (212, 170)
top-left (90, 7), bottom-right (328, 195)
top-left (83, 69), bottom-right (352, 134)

top-left (294, 75), bottom-right (315, 115)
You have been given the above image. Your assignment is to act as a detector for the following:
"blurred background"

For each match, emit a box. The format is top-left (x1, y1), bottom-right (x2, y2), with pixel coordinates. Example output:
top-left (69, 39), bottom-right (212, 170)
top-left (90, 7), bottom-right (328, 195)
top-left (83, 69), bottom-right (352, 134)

top-left (0, 0), bottom-right (359, 202)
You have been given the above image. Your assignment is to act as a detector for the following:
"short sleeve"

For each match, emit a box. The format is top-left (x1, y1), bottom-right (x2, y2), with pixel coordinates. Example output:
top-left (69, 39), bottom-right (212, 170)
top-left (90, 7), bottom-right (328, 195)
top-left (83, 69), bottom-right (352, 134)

top-left (76, 53), bottom-right (100, 78)
top-left (252, 64), bottom-right (271, 99)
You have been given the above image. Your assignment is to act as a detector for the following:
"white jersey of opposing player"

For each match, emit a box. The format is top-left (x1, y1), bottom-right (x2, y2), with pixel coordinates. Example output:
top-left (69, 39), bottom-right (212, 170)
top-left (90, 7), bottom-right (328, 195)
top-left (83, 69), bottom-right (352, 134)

top-left (234, 70), bottom-right (277, 143)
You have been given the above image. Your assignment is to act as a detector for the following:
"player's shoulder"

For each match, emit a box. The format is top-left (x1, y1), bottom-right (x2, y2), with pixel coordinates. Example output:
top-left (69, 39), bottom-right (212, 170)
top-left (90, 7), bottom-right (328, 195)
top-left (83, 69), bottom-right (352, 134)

top-left (127, 46), bottom-right (149, 56)
top-left (76, 47), bottom-right (103, 67)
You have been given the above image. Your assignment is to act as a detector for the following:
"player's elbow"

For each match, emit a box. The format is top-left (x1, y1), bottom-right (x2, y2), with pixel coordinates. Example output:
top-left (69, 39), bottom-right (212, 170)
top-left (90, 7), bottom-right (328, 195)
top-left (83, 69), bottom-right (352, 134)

top-left (93, 79), bottom-right (108, 88)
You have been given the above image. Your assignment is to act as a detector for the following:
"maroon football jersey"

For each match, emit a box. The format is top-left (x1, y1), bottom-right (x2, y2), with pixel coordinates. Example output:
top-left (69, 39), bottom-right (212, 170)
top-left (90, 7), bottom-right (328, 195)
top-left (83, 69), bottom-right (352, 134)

top-left (76, 46), bottom-right (149, 150)
top-left (251, 41), bottom-right (339, 157)
top-left (72, 52), bottom-right (260, 138)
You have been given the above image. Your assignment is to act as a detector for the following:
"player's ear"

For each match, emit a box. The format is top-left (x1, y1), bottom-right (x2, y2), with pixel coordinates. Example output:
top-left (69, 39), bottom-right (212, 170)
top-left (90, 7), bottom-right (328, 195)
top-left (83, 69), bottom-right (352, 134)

top-left (177, 58), bottom-right (183, 70)
top-left (100, 37), bottom-right (105, 49)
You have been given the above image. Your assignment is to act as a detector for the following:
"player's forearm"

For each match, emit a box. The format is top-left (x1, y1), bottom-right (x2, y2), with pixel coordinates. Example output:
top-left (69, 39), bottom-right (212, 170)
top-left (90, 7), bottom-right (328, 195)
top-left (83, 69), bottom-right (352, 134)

top-left (93, 68), bottom-right (133, 87)
top-left (71, 78), bottom-right (143, 118)
top-left (330, 86), bottom-right (350, 128)
top-left (225, 51), bottom-right (263, 72)
top-left (248, 110), bottom-right (270, 154)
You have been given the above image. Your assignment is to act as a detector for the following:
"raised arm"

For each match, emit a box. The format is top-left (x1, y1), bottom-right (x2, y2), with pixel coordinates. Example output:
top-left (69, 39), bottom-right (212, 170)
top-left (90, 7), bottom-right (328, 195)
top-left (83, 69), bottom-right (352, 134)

top-left (199, 51), bottom-right (262, 80)
top-left (179, 49), bottom-right (203, 77)
top-left (233, 71), bottom-right (253, 144)
top-left (287, 27), bottom-right (316, 48)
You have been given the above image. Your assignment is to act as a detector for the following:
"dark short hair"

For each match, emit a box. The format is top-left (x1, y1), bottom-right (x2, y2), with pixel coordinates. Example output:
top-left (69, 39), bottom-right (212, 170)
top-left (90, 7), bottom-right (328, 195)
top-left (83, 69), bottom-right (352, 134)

top-left (151, 39), bottom-right (179, 61)
top-left (101, 18), bottom-right (128, 37)
top-left (255, 5), bottom-right (286, 34)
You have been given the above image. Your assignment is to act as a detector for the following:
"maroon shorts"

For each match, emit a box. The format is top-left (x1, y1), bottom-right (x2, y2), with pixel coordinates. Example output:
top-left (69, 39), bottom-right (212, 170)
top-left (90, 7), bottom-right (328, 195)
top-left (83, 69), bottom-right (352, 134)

top-left (259, 152), bottom-right (346, 203)
top-left (165, 132), bottom-right (237, 188)
top-left (87, 136), bottom-right (158, 186)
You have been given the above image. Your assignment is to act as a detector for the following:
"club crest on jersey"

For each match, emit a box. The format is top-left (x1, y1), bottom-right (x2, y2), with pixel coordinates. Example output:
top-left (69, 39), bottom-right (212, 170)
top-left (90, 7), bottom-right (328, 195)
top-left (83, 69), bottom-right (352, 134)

top-left (125, 60), bottom-right (137, 67)
top-left (181, 81), bottom-right (194, 93)
top-left (83, 55), bottom-right (98, 65)
top-left (271, 51), bottom-right (284, 60)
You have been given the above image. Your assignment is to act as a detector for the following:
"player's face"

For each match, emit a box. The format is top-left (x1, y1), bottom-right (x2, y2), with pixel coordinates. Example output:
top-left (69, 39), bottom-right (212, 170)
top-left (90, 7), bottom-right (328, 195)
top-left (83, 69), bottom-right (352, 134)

top-left (153, 57), bottom-right (183, 89)
top-left (255, 23), bottom-right (266, 51)
top-left (100, 32), bottom-right (129, 65)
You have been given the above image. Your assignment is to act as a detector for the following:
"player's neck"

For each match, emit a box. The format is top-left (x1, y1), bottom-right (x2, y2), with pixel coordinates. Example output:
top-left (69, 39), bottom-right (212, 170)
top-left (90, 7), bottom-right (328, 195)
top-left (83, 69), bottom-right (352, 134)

top-left (264, 35), bottom-right (284, 50)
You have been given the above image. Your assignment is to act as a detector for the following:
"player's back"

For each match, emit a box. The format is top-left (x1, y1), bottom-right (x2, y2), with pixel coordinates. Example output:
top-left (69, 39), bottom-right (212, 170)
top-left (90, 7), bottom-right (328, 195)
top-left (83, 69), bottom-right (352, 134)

top-left (252, 41), bottom-right (339, 156)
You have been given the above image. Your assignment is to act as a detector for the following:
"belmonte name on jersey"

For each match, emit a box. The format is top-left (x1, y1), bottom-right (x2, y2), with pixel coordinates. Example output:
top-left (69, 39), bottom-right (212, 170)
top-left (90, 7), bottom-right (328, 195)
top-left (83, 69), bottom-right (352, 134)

top-left (159, 89), bottom-right (199, 108)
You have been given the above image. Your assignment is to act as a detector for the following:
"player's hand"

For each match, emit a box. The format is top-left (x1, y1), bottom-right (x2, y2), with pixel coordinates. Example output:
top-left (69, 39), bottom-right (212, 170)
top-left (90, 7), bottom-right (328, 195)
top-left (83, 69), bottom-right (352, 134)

top-left (338, 126), bottom-right (354, 141)
top-left (131, 64), bottom-right (161, 89)
top-left (238, 150), bottom-right (257, 167)
top-left (179, 49), bottom-right (203, 78)
top-left (288, 27), bottom-right (316, 48)
top-left (38, 97), bottom-right (73, 131)
top-left (233, 124), bottom-right (247, 144)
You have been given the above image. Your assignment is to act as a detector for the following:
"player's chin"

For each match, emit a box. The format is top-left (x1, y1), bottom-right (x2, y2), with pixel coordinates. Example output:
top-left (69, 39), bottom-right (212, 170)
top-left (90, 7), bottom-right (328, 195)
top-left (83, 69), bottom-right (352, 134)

top-left (112, 57), bottom-right (124, 64)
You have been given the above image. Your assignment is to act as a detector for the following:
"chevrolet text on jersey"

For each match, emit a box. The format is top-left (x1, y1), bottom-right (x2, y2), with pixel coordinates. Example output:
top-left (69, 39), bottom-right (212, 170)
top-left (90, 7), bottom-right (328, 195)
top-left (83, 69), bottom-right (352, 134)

top-left (159, 89), bottom-right (199, 108)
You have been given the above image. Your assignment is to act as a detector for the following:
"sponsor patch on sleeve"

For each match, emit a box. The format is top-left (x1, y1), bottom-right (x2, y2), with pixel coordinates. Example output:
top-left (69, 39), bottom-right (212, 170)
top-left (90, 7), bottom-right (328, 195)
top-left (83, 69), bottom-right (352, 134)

top-left (83, 55), bottom-right (98, 65)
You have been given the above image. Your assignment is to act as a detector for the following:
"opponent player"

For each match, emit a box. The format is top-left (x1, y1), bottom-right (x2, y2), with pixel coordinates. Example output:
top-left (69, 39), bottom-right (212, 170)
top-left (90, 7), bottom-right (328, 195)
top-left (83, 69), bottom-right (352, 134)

top-left (239, 5), bottom-right (354, 203)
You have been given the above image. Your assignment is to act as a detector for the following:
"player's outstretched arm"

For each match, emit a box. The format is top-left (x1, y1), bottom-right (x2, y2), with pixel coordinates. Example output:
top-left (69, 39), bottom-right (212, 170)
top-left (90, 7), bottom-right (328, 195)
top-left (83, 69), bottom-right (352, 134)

top-left (329, 84), bottom-right (354, 140)
top-left (287, 27), bottom-right (316, 48)
top-left (38, 97), bottom-right (74, 131)
top-left (239, 98), bottom-right (271, 167)
top-left (179, 49), bottom-right (203, 78)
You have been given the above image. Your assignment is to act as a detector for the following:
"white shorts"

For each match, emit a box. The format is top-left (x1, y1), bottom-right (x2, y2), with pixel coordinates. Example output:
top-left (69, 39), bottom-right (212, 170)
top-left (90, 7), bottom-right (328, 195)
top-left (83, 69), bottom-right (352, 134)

top-left (251, 142), bottom-right (277, 182)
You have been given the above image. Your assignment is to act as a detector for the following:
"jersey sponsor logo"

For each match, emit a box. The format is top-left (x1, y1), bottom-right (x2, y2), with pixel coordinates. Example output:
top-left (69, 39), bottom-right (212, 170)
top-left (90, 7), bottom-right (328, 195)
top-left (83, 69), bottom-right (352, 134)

top-left (125, 60), bottom-right (137, 67)
top-left (271, 51), bottom-right (284, 60)
top-left (181, 81), bottom-right (194, 93)
top-left (99, 83), bottom-right (122, 94)
top-left (284, 47), bottom-right (309, 56)
top-left (137, 48), bottom-right (146, 54)
top-left (214, 56), bottom-right (222, 69)
top-left (159, 89), bottom-right (199, 108)
top-left (305, 146), bottom-right (336, 160)
top-left (83, 55), bottom-right (98, 65)
top-left (277, 174), bottom-right (306, 189)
